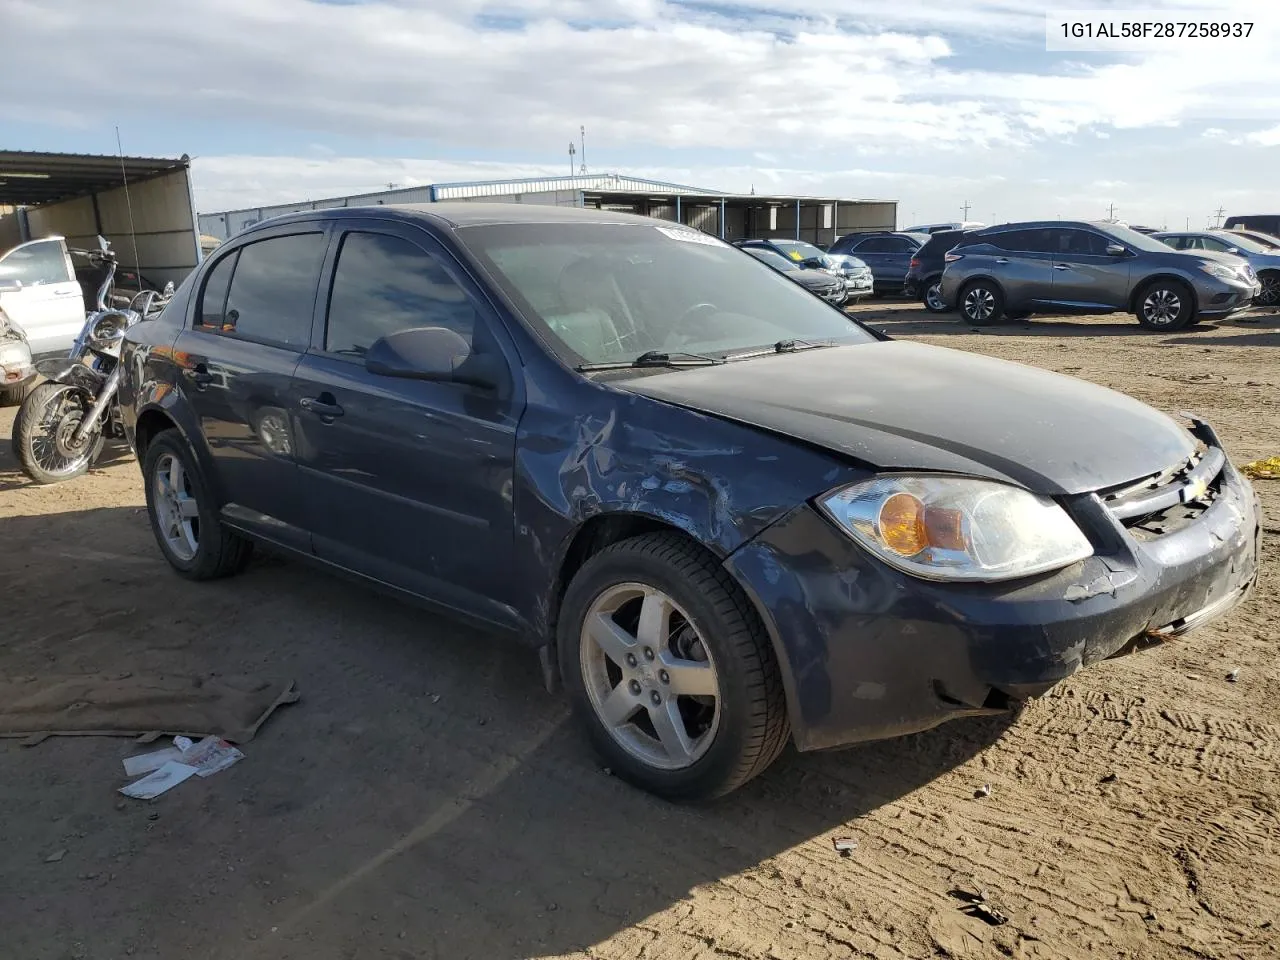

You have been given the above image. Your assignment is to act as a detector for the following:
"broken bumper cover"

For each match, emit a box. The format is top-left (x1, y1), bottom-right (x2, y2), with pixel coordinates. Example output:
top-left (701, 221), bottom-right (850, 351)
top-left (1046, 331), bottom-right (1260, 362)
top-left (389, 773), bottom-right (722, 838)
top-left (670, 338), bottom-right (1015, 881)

top-left (725, 462), bottom-right (1260, 752)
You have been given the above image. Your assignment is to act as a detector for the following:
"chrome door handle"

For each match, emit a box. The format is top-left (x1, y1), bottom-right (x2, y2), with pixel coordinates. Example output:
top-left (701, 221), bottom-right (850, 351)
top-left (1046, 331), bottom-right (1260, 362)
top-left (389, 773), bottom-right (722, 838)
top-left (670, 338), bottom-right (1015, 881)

top-left (995, 258), bottom-right (1010, 264)
top-left (1054, 264), bottom-right (1069, 270)
top-left (54, 289), bottom-right (80, 296)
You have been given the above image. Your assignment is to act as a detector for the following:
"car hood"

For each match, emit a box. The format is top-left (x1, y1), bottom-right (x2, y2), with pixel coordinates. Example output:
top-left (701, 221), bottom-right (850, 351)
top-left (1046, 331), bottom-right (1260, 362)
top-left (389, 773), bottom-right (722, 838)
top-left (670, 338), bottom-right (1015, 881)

top-left (791, 270), bottom-right (841, 289)
top-left (618, 340), bottom-right (1196, 495)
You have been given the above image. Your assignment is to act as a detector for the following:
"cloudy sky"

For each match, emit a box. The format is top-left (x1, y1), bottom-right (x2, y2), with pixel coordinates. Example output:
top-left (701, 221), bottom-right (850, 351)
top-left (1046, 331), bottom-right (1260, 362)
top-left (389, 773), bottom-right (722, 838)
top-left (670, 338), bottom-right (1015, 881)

top-left (3, 0), bottom-right (1278, 227)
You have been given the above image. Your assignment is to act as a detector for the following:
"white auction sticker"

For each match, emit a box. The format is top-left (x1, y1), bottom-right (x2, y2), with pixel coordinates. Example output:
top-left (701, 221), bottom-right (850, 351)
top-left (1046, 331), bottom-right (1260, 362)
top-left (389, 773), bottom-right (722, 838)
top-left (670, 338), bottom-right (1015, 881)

top-left (655, 226), bottom-right (726, 246)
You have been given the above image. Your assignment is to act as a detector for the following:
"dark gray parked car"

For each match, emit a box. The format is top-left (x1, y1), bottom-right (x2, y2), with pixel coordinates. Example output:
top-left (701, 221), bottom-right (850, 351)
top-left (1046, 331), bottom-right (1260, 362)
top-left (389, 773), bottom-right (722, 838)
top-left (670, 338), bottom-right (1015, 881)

top-left (1153, 230), bottom-right (1280, 307)
top-left (116, 204), bottom-right (1260, 800)
top-left (940, 221), bottom-right (1260, 330)
top-left (827, 231), bottom-right (928, 294)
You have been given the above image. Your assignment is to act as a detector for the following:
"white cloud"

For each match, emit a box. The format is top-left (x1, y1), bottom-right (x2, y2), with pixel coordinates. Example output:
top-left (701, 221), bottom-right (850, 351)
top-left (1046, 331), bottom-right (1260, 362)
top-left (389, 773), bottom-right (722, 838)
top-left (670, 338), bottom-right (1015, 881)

top-left (1243, 124), bottom-right (1280, 146)
top-left (2, 0), bottom-right (1276, 158)
top-left (2, 0), bottom-right (1276, 227)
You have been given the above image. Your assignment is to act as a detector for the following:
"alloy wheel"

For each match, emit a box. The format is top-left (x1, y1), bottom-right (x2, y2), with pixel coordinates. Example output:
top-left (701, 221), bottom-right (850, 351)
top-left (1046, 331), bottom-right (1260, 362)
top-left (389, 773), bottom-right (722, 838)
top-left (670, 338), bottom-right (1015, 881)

top-left (925, 283), bottom-right (946, 312)
top-left (1143, 288), bottom-right (1182, 326)
top-left (152, 452), bottom-right (201, 561)
top-left (963, 286), bottom-right (995, 321)
top-left (579, 582), bottom-right (720, 771)
top-left (1258, 274), bottom-right (1280, 307)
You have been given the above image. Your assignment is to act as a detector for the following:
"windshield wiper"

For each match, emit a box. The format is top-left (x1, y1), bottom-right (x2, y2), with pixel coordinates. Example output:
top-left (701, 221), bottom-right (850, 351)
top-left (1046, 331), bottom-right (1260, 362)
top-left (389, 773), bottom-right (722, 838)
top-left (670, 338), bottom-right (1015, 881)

top-left (725, 339), bottom-right (835, 361)
top-left (576, 350), bottom-right (726, 372)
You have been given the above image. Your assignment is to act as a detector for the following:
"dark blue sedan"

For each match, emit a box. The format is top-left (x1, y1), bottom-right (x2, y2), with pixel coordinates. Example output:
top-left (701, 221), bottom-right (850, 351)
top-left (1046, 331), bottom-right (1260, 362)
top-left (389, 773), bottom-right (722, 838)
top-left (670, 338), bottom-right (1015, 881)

top-left (118, 204), bottom-right (1261, 800)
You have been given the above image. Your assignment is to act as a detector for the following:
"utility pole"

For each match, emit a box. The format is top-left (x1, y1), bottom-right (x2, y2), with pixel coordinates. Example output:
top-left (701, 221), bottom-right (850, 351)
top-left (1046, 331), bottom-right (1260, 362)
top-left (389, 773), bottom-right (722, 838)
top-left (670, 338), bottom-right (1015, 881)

top-left (1213, 205), bottom-right (1225, 228)
top-left (568, 141), bottom-right (576, 178)
top-left (961, 200), bottom-right (971, 220)
top-left (579, 125), bottom-right (587, 175)
top-left (1107, 202), bottom-right (1117, 220)
top-left (1185, 216), bottom-right (1190, 230)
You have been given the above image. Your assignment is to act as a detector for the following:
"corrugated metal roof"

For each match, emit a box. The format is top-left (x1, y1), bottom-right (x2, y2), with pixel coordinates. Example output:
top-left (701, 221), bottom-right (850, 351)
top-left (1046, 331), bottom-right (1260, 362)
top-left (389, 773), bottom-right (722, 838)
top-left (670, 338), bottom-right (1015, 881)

top-left (0, 150), bottom-right (189, 206)
top-left (432, 173), bottom-right (724, 200)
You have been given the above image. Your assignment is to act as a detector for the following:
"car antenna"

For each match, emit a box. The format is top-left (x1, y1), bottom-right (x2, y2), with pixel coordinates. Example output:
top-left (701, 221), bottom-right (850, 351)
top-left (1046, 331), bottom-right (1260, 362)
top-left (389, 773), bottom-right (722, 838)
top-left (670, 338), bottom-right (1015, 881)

top-left (115, 125), bottom-right (142, 289)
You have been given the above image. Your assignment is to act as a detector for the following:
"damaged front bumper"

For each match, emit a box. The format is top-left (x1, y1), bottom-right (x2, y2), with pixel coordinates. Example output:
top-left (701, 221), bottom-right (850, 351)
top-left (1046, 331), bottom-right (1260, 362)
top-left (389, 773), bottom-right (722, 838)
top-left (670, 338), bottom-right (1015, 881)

top-left (725, 443), bottom-right (1261, 752)
top-left (0, 334), bottom-right (35, 391)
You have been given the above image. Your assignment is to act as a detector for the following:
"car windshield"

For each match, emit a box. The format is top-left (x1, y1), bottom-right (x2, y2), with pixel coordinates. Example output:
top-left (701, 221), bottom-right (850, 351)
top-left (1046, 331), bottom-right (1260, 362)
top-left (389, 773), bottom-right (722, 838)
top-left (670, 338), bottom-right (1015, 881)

top-left (766, 240), bottom-right (828, 264)
top-left (1097, 223), bottom-right (1172, 253)
top-left (745, 247), bottom-right (800, 272)
top-left (1213, 231), bottom-right (1270, 253)
top-left (459, 222), bottom-right (874, 365)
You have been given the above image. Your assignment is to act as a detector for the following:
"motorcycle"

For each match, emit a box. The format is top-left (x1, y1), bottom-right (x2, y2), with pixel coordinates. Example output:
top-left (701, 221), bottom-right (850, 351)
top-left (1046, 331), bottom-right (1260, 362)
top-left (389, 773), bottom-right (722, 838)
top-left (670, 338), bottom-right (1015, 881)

top-left (11, 236), bottom-right (171, 484)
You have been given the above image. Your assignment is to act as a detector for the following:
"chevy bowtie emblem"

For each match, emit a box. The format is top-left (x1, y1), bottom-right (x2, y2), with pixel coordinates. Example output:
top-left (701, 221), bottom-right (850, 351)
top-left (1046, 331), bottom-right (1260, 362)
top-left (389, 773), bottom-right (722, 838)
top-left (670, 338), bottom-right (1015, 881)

top-left (1181, 476), bottom-right (1209, 503)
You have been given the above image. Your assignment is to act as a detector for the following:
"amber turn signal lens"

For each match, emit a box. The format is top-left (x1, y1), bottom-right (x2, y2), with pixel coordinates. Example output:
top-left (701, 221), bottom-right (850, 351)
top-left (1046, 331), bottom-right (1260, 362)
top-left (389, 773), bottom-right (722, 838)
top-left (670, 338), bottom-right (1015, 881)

top-left (879, 493), bottom-right (928, 556)
top-left (923, 506), bottom-right (967, 551)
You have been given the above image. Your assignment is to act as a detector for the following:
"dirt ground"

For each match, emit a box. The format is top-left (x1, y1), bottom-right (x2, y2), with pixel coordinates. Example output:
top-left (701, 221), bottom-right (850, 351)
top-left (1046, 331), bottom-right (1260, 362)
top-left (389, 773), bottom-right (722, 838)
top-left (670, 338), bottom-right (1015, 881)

top-left (1, 305), bottom-right (1277, 960)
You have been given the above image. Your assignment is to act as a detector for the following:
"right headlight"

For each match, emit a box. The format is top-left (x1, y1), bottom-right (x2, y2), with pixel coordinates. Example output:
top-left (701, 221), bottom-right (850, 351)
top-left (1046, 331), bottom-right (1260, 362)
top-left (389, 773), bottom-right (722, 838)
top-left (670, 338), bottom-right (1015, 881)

top-left (1202, 263), bottom-right (1238, 281)
top-left (818, 475), bottom-right (1093, 582)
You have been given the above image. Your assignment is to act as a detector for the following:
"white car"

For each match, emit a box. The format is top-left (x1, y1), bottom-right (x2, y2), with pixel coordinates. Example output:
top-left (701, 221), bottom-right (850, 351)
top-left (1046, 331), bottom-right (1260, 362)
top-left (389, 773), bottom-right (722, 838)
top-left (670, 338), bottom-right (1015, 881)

top-left (0, 236), bottom-right (87, 359)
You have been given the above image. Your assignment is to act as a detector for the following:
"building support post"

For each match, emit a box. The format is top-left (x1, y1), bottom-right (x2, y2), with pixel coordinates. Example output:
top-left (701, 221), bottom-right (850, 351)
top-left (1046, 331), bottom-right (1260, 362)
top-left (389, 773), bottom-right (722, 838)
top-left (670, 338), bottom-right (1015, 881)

top-left (795, 198), bottom-right (801, 240)
top-left (720, 197), bottom-right (726, 239)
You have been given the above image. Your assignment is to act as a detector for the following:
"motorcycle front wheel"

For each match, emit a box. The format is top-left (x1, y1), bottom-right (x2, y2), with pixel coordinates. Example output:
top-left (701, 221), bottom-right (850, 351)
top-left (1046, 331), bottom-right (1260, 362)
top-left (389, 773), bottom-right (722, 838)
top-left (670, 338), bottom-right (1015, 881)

top-left (12, 382), bottom-right (105, 484)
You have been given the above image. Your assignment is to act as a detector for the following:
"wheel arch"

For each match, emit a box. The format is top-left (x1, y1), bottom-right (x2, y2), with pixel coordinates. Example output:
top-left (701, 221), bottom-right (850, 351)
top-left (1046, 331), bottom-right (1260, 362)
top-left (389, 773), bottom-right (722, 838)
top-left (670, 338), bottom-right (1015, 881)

top-left (1129, 273), bottom-right (1199, 315)
top-left (545, 511), bottom-right (719, 645)
top-left (957, 273), bottom-right (1007, 300)
top-left (131, 398), bottom-right (229, 508)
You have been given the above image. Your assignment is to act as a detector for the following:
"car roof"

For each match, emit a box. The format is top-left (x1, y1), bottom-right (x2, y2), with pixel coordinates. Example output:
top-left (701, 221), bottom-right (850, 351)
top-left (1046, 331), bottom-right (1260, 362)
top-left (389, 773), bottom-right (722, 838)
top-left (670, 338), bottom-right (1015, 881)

top-left (241, 202), bottom-right (674, 235)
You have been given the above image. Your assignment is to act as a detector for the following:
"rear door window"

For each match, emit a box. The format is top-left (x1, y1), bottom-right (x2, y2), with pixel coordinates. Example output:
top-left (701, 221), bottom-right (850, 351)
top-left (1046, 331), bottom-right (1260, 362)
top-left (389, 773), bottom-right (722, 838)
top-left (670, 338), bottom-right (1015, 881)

top-left (881, 237), bottom-right (917, 253)
top-left (199, 233), bottom-right (326, 348)
top-left (992, 229), bottom-right (1050, 253)
top-left (850, 237), bottom-right (893, 253)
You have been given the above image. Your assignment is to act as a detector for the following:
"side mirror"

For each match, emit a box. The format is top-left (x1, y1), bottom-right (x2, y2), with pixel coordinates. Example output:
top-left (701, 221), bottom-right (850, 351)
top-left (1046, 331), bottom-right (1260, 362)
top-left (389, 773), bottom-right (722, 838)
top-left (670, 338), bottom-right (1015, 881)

top-left (97, 235), bottom-right (110, 253)
top-left (162, 281), bottom-right (175, 296)
top-left (1105, 243), bottom-right (1127, 257)
top-left (365, 326), bottom-right (502, 391)
top-left (1226, 247), bottom-right (1240, 255)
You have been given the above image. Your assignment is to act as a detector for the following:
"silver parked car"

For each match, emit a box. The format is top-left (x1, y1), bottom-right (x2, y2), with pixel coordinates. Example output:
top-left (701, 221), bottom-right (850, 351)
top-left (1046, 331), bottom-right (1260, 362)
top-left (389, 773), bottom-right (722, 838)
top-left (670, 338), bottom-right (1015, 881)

top-left (1152, 230), bottom-right (1280, 308)
top-left (940, 221), bottom-right (1260, 330)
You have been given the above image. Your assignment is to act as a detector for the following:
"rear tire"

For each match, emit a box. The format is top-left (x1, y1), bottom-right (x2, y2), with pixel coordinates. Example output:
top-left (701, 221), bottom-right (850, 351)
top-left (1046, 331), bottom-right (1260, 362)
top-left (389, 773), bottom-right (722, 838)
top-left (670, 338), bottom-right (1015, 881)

top-left (558, 532), bottom-right (789, 801)
top-left (1136, 279), bottom-right (1194, 331)
top-left (922, 278), bottom-right (949, 314)
top-left (959, 280), bottom-right (1005, 326)
top-left (143, 429), bottom-right (252, 580)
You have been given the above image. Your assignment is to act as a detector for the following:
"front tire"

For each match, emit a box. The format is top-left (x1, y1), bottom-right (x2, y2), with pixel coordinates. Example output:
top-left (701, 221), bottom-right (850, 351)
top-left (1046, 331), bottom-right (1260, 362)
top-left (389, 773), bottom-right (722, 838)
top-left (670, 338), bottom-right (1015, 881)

top-left (0, 379), bottom-right (36, 407)
top-left (558, 533), bottom-right (789, 801)
top-left (143, 429), bottom-right (252, 580)
top-left (12, 382), bottom-right (105, 484)
top-left (1136, 279), bottom-right (1194, 330)
top-left (959, 280), bottom-right (1005, 326)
